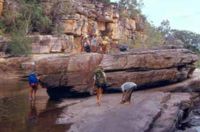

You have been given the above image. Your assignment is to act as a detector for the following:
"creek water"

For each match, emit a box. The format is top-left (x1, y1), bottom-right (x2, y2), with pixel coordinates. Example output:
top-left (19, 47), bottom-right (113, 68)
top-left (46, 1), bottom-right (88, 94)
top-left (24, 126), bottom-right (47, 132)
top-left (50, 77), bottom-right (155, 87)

top-left (0, 79), bottom-right (71, 132)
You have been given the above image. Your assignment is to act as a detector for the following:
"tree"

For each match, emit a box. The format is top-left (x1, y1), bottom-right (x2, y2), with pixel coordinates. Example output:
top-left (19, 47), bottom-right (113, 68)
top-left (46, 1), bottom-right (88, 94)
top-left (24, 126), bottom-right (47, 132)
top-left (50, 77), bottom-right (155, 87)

top-left (171, 30), bottom-right (200, 53)
top-left (118, 0), bottom-right (144, 18)
top-left (158, 19), bottom-right (171, 36)
top-left (133, 22), bottom-right (164, 48)
top-left (1, 0), bottom-right (52, 34)
top-left (50, 0), bottom-right (74, 35)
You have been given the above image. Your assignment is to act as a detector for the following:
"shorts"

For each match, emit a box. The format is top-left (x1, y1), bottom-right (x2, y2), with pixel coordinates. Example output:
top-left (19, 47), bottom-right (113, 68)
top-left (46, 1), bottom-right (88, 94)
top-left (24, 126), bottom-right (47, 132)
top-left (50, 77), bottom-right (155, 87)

top-left (30, 83), bottom-right (38, 90)
top-left (95, 83), bottom-right (107, 90)
top-left (84, 45), bottom-right (91, 52)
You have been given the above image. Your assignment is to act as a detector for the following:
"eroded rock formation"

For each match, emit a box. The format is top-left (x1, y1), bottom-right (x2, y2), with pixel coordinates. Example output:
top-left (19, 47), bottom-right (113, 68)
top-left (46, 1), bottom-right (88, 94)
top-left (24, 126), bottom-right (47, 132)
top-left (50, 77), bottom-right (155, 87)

top-left (33, 0), bottom-right (145, 53)
top-left (21, 47), bottom-right (199, 99)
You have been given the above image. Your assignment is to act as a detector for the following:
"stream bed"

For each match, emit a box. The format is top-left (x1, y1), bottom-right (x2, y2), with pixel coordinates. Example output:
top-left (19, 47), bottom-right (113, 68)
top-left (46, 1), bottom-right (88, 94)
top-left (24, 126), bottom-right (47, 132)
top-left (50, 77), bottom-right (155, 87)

top-left (0, 79), bottom-right (74, 132)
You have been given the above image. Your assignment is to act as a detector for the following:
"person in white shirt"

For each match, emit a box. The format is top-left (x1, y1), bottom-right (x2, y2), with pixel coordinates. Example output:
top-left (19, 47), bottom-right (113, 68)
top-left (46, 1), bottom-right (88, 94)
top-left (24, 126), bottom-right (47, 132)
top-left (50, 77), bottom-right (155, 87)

top-left (120, 82), bottom-right (137, 104)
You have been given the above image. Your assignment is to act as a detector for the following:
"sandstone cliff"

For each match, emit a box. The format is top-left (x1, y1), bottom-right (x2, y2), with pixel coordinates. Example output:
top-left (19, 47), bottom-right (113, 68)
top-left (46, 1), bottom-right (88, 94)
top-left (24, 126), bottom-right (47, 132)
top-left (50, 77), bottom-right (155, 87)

top-left (0, 0), bottom-right (3, 16)
top-left (40, 0), bottom-right (144, 53)
top-left (0, 0), bottom-right (145, 54)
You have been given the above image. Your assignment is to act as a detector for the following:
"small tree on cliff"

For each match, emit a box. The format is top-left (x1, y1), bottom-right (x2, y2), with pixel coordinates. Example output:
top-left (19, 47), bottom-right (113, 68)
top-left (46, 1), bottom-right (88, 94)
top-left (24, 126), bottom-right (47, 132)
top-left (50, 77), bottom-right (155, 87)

top-left (134, 22), bottom-right (164, 48)
top-left (50, 0), bottom-right (74, 35)
top-left (118, 0), bottom-right (144, 18)
top-left (158, 19), bottom-right (171, 36)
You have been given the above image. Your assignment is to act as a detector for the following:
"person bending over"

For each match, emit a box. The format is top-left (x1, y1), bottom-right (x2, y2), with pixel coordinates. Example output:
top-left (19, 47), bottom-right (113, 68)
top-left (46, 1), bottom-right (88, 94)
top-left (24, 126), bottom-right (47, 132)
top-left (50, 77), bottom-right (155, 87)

top-left (120, 82), bottom-right (137, 104)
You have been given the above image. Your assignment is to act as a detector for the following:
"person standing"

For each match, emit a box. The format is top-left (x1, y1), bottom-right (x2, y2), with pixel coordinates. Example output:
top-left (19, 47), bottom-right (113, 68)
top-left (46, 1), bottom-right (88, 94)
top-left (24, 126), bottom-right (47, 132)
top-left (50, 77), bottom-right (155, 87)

top-left (90, 34), bottom-right (98, 52)
top-left (93, 67), bottom-right (107, 105)
top-left (82, 35), bottom-right (91, 53)
top-left (120, 82), bottom-right (137, 104)
top-left (28, 72), bottom-right (39, 101)
top-left (101, 36), bottom-right (110, 54)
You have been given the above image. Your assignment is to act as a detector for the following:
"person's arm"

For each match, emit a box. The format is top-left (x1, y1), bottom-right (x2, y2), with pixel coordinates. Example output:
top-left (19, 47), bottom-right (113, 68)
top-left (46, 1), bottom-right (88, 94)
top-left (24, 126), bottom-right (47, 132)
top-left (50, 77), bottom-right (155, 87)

top-left (103, 72), bottom-right (106, 80)
top-left (93, 75), bottom-right (96, 88)
top-left (121, 87), bottom-right (125, 103)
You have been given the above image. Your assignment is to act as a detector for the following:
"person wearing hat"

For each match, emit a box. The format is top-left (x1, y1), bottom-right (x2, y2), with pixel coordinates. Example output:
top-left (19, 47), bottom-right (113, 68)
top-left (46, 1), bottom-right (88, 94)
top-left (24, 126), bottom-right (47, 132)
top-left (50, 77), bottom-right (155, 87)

top-left (90, 34), bottom-right (98, 52)
top-left (82, 35), bottom-right (91, 53)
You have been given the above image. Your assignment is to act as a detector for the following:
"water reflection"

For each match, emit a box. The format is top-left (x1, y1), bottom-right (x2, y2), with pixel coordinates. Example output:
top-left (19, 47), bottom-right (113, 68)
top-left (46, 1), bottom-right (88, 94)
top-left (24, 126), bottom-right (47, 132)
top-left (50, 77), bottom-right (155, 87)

top-left (27, 101), bottom-right (38, 126)
top-left (0, 79), bottom-right (70, 132)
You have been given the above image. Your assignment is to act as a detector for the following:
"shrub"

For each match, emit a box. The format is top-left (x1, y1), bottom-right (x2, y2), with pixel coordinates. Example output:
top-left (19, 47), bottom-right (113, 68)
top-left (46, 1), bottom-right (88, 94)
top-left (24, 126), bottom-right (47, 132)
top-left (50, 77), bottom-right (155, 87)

top-left (133, 22), bottom-right (164, 48)
top-left (8, 30), bottom-right (32, 56)
top-left (1, 0), bottom-right (52, 34)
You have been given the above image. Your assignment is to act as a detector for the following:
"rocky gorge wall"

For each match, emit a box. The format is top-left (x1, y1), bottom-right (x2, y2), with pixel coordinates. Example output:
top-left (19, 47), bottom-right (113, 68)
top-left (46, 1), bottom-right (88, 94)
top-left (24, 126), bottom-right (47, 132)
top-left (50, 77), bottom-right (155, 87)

top-left (39, 0), bottom-right (144, 53)
top-left (0, 0), bottom-right (145, 54)
top-left (0, 0), bottom-right (3, 16)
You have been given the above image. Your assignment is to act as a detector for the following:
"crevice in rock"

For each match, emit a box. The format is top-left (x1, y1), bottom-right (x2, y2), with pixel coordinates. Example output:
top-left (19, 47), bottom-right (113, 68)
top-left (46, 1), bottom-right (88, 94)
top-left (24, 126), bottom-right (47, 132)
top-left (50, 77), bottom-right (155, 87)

top-left (145, 94), bottom-right (172, 132)
top-left (104, 66), bottom-right (188, 73)
top-left (177, 94), bottom-right (200, 131)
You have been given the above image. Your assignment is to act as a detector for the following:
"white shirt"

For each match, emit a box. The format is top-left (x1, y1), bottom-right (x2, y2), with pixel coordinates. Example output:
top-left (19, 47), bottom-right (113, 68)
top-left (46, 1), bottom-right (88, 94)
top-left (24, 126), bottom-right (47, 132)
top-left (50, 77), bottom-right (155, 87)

top-left (121, 82), bottom-right (137, 92)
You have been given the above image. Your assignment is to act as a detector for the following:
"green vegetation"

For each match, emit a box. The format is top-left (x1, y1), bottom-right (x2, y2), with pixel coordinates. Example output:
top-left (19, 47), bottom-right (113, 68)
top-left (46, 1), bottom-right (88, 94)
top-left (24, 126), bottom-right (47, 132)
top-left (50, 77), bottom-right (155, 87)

top-left (8, 30), bottom-right (32, 56)
top-left (0, 0), bottom-right (52, 56)
top-left (171, 30), bottom-right (200, 53)
top-left (1, 0), bottom-right (52, 34)
top-left (118, 0), bottom-right (144, 19)
top-left (158, 20), bottom-right (171, 36)
top-left (50, 0), bottom-right (74, 35)
top-left (134, 22), bottom-right (164, 48)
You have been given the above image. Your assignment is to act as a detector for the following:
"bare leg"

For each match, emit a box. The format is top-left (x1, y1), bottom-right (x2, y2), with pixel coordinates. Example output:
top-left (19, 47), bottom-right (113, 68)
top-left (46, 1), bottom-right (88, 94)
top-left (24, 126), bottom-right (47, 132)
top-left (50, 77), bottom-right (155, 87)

top-left (96, 88), bottom-right (100, 105)
top-left (33, 89), bottom-right (37, 100)
top-left (29, 88), bottom-right (33, 101)
top-left (120, 92), bottom-right (125, 104)
top-left (127, 88), bottom-right (134, 104)
top-left (99, 88), bottom-right (103, 105)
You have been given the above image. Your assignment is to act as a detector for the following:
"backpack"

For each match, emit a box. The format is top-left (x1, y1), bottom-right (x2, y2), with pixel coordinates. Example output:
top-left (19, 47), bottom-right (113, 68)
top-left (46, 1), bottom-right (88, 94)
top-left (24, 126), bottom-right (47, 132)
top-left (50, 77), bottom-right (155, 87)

top-left (94, 69), bottom-right (106, 85)
top-left (84, 45), bottom-right (91, 52)
top-left (28, 73), bottom-right (39, 84)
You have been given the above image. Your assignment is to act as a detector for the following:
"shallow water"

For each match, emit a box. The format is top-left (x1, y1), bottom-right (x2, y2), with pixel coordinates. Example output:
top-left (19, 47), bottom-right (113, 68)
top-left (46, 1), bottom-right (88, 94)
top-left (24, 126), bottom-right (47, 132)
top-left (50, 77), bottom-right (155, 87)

top-left (0, 79), bottom-right (71, 132)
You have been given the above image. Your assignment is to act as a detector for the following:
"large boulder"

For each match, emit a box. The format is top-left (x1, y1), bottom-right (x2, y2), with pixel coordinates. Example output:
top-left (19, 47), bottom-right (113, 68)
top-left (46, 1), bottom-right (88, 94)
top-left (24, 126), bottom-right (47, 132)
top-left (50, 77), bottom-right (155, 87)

top-left (28, 47), bottom-right (199, 99)
top-left (30, 35), bottom-right (75, 54)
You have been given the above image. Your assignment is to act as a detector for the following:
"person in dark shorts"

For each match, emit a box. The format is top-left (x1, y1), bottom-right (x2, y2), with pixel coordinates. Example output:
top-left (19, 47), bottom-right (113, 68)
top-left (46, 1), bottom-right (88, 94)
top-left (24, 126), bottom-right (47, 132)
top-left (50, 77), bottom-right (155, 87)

top-left (93, 67), bottom-right (107, 105)
top-left (28, 72), bottom-right (39, 101)
top-left (120, 82), bottom-right (137, 104)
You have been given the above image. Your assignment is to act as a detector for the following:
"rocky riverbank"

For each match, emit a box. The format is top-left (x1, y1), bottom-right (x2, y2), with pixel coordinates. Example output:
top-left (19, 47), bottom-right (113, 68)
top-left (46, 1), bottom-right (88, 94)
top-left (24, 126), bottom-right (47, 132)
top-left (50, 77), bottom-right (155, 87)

top-left (22, 46), bottom-right (198, 99)
top-left (52, 92), bottom-right (198, 132)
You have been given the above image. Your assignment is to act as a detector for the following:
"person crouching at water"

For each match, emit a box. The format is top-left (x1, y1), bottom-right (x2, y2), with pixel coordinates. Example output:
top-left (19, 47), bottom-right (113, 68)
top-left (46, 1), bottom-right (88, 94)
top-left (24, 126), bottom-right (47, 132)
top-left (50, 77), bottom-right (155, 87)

top-left (120, 82), bottom-right (137, 104)
top-left (93, 67), bottom-right (107, 105)
top-left (28, 72), bottom-right (39, 101)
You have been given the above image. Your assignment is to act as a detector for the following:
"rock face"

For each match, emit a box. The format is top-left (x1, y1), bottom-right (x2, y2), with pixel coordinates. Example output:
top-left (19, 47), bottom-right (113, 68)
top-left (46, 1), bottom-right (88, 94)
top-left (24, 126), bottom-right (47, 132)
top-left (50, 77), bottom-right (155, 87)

top-left (38, 0), bottom-right (145, 53)
top-left (30, 35), bottom-right (75, 54)
top-left (26, 47), bottom-right (199, 99)
top-left (56, 92), bottom-right (194, 132)
top-left (0, 0), bottom-right (3, 16)
top-left (0, 0), bottom-right (145, 54)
